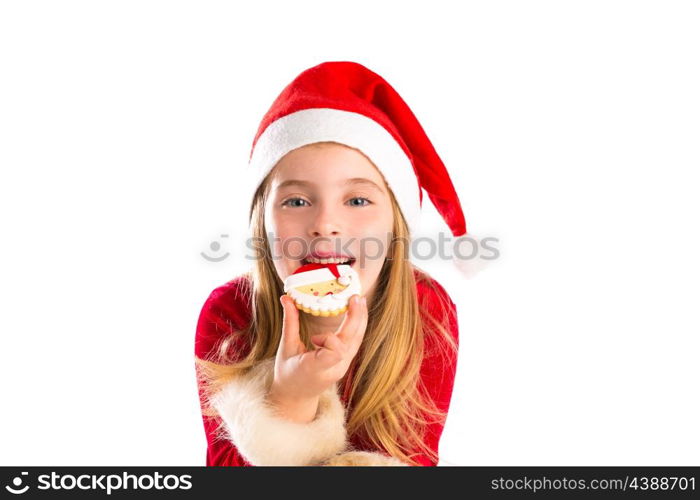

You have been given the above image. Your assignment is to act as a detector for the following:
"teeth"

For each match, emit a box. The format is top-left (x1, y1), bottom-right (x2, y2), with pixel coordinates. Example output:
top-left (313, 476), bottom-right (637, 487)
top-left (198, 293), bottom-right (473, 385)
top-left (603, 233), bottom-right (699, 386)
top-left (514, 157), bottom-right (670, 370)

top-left (305, 256), bottom-right (351, 264)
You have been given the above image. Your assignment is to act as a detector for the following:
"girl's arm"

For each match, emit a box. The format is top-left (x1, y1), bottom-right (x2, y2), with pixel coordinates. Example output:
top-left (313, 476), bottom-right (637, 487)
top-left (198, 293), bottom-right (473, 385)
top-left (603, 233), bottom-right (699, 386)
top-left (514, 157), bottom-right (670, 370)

top-left (199, 391), bottom-right (252, 466)
top-left (195, 278), bottom-right (256, 466)
top-left (195, 278), bottom-right (347, 466)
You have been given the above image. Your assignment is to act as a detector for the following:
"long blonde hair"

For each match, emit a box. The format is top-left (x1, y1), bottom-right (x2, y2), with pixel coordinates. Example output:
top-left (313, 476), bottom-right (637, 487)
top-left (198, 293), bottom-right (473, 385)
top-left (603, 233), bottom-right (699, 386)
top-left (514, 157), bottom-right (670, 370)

top-left (195, 143), bottom-right (458, 465)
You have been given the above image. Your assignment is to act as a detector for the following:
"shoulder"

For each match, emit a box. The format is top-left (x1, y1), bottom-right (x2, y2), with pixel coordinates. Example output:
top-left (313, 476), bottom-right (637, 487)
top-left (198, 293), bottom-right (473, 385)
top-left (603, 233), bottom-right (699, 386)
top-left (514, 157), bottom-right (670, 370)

top-left (201, 273), bottom-right (253, 312)
top-left (412, 268), bottom-right (459, 404)
top-left (195, 273), bottom-right (254, 360)
top-left (412, 266), bottom-right (459, 353)
top-left (413, 267), bottom-right (457, 322)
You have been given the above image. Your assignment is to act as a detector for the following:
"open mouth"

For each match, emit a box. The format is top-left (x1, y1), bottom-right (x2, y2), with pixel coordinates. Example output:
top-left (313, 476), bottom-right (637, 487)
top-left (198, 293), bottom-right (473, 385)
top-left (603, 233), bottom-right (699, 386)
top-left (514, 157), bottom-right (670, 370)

top-left (302, 256), bottom-right (357, 267)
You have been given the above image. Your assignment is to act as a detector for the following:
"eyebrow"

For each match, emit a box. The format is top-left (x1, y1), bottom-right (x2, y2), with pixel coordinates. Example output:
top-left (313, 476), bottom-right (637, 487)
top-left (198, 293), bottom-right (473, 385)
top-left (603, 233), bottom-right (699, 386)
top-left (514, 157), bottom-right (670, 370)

top-left (276, 177), bottom-right (385, 194)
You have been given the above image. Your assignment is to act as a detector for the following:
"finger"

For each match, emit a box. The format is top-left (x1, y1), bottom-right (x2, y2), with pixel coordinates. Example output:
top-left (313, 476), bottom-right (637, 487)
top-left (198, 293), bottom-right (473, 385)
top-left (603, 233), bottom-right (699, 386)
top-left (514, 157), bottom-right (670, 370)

top-left (311, 332), bottom-right (347, 356)
top-left (299, 345), bottom-right (342, 371)
top-left (335, 295), bottom-right (365, 344)
top-left (350, 296), bottom-right (369, 352)
top-left (310, 333), bottom-right (331, 348)
top-left (341, 295), bottom-right (367, 356)
top-left (314, 345), bottom-right (343, 368)
top-left (279, 294), bottom-right (303, 359)
top-left (316, 332), bottom-right (347, 355)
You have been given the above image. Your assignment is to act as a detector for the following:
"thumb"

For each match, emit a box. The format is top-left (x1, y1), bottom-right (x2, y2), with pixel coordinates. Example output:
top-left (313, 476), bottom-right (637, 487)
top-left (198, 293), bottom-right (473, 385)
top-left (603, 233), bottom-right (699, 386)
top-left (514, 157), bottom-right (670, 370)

top-left (279, 294), bottom-right (303, 359)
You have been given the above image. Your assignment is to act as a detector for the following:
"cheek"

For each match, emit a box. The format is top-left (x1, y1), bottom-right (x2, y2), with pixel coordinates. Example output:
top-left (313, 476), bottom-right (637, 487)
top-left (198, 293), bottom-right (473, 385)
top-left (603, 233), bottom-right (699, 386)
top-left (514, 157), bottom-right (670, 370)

top-left (270, 211), bottom-right (306, 237)
top-left (267, 216), bottom-right (308, 265)
top-left (352, 217), bottom-right (393, 269)
top-left (271, 237), bottom-right (306, 263)
top-left (353, 211), bottom-right (392, 248)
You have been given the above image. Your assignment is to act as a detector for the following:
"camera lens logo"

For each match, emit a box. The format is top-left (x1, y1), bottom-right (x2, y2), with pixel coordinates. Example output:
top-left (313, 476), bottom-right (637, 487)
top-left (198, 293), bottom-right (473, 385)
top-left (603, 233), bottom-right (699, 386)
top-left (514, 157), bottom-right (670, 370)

top-left (201, 234), bottom-right (230, 262)
top-left (5, 472), bottom-right (29, 495)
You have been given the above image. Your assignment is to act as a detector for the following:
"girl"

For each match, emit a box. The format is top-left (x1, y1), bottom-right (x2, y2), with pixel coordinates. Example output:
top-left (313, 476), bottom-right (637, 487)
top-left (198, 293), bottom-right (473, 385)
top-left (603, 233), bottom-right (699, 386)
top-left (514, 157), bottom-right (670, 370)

top-left (195, 61), bottom-right (474, 466)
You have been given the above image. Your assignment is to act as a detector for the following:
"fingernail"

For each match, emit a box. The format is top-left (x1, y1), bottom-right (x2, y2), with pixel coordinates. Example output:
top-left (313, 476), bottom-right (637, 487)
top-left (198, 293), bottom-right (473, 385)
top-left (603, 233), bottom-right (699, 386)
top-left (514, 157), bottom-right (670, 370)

top-left (361, 296), bottom-right (367, 306)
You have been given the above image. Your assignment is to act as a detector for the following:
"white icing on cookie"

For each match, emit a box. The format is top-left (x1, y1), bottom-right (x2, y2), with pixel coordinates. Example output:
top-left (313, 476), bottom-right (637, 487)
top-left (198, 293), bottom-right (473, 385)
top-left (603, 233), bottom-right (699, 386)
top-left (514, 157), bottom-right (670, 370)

top-left (284, 264), bottom-right (361, 312)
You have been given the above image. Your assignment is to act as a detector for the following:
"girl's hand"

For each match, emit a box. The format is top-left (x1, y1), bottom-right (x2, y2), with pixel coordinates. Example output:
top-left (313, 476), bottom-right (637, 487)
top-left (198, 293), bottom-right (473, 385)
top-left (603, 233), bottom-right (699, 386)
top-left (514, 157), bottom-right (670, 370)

top-left (267, 294), bottom-right (368, 421)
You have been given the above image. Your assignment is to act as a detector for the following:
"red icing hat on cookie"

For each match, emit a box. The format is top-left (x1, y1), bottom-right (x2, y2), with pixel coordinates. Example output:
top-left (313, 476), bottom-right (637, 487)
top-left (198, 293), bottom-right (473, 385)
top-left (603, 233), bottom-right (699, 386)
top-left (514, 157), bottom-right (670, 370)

top-left (284, 262), bottom-right (355, 292)
top-left (292, 262), bottom-right (341, 279)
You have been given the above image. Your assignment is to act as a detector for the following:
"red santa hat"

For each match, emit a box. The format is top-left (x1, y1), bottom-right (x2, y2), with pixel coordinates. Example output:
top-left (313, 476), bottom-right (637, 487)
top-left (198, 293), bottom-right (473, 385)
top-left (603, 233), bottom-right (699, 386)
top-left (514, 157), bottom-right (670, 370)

top-left (246, 61), bottom-right (487, 278)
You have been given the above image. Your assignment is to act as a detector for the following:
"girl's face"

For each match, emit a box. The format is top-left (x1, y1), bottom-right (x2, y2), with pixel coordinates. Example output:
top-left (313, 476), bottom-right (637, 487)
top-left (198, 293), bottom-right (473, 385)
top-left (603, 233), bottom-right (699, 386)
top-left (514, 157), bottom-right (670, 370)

top-left (265, 142), bottom-right (394, 324)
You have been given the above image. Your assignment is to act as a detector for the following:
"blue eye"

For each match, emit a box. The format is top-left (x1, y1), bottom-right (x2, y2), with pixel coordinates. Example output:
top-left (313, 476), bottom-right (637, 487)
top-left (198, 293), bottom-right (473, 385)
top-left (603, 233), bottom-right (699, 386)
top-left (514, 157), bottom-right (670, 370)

top-left (282, 198), bottom-right (309, 208)
top-left (348, 197), bottom-right (371, 207)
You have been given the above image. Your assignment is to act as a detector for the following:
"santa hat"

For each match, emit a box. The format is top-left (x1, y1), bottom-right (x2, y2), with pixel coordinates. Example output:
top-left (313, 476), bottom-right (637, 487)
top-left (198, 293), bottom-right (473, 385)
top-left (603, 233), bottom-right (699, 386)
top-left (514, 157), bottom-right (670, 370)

top-left (245, 61), bottom-right (488, 278)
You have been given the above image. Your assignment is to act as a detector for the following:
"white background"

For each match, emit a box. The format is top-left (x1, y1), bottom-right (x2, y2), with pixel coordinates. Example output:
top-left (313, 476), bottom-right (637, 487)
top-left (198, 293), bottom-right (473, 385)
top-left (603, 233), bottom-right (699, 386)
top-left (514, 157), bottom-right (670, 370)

top-left (1, 1), bottom-right (698, 466)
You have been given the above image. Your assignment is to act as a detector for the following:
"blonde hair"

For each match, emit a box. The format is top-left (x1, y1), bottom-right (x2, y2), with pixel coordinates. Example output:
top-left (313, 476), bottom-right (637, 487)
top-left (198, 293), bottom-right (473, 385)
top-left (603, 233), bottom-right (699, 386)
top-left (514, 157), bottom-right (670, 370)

top-left (195, 142), bottom-right (458, 465)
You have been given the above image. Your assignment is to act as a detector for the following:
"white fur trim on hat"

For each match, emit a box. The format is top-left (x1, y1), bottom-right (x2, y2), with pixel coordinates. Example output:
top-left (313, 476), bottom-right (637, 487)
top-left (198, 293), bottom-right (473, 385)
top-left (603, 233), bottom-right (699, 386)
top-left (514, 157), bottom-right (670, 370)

top-left (211, 357), bottom-right (347, 466)
top-left (248, 107), bottom-right (422, 236)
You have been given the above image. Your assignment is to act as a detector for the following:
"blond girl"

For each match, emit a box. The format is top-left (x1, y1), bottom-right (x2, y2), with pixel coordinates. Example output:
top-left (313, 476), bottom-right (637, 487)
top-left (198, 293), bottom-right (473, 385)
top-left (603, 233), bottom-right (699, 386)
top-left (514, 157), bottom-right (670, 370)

top-left (195, 61), bottom-right (473, 466)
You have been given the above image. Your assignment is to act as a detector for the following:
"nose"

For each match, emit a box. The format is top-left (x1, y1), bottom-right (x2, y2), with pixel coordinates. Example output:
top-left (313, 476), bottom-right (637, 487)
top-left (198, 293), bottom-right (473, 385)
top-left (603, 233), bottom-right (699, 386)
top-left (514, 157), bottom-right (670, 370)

top-left (308, 203), bottom-right (341, 238)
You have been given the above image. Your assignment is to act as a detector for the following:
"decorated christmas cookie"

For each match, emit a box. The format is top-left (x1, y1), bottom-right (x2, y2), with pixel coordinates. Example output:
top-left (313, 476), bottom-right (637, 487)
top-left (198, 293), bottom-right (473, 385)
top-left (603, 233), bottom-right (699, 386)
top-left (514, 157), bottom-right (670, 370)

top-left (283, 262), bottom-right (361, 316)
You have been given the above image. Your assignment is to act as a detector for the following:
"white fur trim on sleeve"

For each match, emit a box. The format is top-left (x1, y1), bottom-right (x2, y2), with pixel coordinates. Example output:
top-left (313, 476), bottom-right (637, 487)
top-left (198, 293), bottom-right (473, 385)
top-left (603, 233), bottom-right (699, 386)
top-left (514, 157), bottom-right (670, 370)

top-left (211, 357), bottom-right (348, 466)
